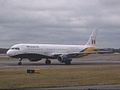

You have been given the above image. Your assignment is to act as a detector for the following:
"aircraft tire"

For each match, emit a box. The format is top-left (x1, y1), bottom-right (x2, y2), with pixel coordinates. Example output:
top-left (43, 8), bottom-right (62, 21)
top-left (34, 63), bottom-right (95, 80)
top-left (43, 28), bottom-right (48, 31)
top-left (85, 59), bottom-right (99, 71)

top-left (18, 62), bottom-right (22, 65)
top-left (65, 60), bottom-right (71, 65)
top-left (45, 59), bottom-right (51, 65)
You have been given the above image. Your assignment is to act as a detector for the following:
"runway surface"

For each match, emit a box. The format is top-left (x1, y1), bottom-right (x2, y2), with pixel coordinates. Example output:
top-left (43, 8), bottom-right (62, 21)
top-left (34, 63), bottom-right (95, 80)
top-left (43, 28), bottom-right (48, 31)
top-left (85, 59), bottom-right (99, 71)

top-left (25, 84), bottom-right (120, 90)
top-left (1, 60), bottom-right (120, 68)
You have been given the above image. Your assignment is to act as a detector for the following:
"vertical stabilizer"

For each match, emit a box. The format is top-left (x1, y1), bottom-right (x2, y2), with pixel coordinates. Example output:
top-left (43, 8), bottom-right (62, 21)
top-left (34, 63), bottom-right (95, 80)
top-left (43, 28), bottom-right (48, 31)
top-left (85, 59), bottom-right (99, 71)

top-left (86, 30), bottom-right (96, 47)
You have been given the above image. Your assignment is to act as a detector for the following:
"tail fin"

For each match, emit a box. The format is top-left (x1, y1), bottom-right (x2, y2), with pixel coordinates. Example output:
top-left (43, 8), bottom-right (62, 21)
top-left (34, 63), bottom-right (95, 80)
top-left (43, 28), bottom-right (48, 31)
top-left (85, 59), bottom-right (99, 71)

top-left (86, 30), bottom-right (96, 47)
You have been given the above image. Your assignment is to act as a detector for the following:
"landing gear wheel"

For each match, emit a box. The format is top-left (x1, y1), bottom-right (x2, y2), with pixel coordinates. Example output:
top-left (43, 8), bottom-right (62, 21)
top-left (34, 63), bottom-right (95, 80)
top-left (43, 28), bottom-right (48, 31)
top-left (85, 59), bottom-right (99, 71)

top-left (18, 62), bottom-right (22, 65)
top-left (18, 58), bottom-right (22, 65)
top-left (65, 60), bottom-right (71, 65)
top-left (45, 59), bottom-right (51, 65)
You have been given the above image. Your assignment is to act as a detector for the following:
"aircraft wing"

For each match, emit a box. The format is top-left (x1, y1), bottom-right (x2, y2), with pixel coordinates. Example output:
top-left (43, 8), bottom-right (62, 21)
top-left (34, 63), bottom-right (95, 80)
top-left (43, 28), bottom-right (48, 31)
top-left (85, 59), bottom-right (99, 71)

top-left (50, 52), bottom-right (93, 58)
top-left (50, 50), bottom-right (112, 59)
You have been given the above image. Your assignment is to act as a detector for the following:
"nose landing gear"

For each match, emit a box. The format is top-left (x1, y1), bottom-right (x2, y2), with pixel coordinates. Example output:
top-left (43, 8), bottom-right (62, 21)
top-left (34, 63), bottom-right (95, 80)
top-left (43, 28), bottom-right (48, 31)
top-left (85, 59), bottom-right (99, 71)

top-left (18, 58), bottom-right (22, 65)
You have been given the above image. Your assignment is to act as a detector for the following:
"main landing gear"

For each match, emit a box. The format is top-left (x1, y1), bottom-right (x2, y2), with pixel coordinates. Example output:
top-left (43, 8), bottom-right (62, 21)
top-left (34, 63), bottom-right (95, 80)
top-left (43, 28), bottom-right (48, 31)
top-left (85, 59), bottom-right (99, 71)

top-left (18, 58), bottom-right (22, 65)
top-left (45, 59), bottom-right (51, 65)
top-left (64, 60), bottom-right (71, 65)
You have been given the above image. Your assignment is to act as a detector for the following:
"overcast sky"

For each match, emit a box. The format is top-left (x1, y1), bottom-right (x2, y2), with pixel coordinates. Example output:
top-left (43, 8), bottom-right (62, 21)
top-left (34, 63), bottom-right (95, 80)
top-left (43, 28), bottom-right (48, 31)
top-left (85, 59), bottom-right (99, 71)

top-left (0, 0), bottom-right (120, 48)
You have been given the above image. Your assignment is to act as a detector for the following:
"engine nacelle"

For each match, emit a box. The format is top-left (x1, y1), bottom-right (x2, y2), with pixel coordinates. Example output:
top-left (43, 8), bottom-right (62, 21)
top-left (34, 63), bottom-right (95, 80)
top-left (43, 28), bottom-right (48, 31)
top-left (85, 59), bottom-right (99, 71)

top-left (29, 58), bottom-right (41, 62)
top-left (57, 55), bottom-right (72, 63)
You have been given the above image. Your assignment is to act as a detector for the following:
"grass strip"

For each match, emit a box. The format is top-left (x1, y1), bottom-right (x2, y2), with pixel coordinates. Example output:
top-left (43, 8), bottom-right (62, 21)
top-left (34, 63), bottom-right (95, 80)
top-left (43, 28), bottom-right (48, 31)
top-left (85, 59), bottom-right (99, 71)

top-left (0, 65), bottom-right (120, 89)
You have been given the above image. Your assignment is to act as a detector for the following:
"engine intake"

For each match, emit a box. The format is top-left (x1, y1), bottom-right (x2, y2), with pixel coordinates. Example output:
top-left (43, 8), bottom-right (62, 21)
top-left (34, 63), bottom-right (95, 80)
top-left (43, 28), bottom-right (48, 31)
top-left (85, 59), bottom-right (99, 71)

top-left (58, 55), bottom-right (72, 63)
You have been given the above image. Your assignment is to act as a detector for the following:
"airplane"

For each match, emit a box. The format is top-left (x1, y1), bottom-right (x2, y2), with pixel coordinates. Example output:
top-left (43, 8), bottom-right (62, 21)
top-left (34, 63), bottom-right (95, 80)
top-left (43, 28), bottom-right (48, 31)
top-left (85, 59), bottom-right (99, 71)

top-left (7, 30), bottom-right (96, 65)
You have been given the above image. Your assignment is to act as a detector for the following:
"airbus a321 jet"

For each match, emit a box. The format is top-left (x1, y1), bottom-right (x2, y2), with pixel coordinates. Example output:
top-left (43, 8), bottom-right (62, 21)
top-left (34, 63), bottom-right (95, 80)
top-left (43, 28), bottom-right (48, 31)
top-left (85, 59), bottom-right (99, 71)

top-left (7, 30), bottom-right (97, 65)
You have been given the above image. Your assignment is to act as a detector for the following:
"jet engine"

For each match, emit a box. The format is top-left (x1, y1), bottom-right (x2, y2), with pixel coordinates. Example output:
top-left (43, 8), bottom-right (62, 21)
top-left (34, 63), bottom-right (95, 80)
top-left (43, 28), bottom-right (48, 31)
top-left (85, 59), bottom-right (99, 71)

top-left (57, 55), bottom-right (72, 64)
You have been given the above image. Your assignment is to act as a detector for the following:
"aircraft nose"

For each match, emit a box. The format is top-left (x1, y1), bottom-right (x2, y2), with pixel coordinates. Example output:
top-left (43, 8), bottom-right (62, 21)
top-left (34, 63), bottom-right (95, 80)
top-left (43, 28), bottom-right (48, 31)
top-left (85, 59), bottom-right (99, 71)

top-left (6, 50), bottom-right (11, 56)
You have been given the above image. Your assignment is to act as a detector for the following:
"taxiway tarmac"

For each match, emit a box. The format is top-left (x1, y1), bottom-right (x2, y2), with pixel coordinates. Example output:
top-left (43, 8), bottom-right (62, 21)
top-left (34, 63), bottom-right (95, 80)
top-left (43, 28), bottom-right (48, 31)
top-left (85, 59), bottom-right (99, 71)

top-left (1, 60), bottom-right (120, 67)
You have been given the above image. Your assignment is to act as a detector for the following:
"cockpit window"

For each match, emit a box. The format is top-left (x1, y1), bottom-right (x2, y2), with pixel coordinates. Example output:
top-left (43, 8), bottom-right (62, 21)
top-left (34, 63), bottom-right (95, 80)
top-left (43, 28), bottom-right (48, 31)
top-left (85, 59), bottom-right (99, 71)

top-left (11, 47), bottom-right (20, 50)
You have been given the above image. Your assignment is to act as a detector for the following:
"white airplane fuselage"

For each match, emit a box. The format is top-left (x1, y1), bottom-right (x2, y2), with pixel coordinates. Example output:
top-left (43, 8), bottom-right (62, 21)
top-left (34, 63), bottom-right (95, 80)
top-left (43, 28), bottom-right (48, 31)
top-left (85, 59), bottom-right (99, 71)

top-left (7, 44), bottom-right (90, 58)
